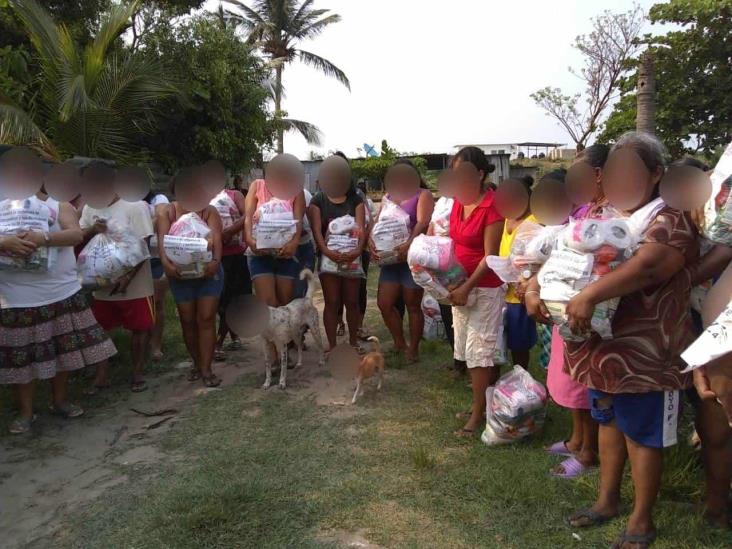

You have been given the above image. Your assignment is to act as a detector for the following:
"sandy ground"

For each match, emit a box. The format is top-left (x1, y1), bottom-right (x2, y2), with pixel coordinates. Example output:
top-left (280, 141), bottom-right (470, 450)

top-left (0, 292), bottom-right (372, 549)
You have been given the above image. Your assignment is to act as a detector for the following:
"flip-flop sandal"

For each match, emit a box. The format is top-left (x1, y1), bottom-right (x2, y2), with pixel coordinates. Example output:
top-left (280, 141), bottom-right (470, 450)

top-left (214, 349), bottom-right (226, 362)
top-left (9, 415), bottom-right (36, 435)
top-left (551, 456), bottom-right (596, 479)
top-left (566, 508), bottom-right (618, 529)
top-left (130, 379), bottom-right (148, 393)
top-left (545, 440), bottom-right (573, 456)
top-left (49, 402), bottom-right (84, 419)
top-left (226, 339), bottom-right (243, 351)
top-left (202, 374), bottom-right (221, 388)
top-left (454, 427), bottom-right (477, 439)
top-left (187, 368), bottom-right (201, 382)
top-left (610, 528), bottom-right (657, 549)
top-left (83, 383), bottom-right (111, 396)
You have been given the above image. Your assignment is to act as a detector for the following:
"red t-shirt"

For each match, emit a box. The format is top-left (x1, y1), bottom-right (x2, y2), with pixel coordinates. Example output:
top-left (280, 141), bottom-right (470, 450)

top-left (449, 190), bottom-right (504, 288)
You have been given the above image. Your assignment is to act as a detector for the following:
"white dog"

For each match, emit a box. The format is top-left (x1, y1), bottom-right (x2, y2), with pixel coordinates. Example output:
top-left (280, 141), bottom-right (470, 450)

top-left (261, 269), bottom-right (325, 390)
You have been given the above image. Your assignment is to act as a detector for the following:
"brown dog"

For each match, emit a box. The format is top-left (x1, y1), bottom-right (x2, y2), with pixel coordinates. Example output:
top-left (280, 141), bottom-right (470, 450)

top-left (352, 337), bottom-right (384, 404)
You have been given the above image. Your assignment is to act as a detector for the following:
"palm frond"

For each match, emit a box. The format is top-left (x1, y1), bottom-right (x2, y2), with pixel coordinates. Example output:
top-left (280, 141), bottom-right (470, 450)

top-left (293, 13), bottom-right (341, 40)
top-left (0, 93), bottom-right (58, 159)
top-left (8, 0), bottom-right (64, 64)
top-left (297, 49), bottom-right (350, 90)
top-left (281, 117), bottom-right (322, 145)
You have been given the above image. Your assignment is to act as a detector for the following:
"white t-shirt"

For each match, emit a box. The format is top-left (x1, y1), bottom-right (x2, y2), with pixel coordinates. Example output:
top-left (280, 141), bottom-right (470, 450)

top-left (0, 197), bottom-right (81, 309)
top-left (430, 196), bottom-right (454, 237)
top-left (147, 194), bottom-right (169, 217)
top-left (80, 199), bottom-right (154, 301)
top-left (300, 189), bottom-right (313, 246)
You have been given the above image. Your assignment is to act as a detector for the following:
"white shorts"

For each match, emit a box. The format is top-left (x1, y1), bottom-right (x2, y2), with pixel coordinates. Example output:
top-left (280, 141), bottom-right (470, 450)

top-left (453, 286), bottom-right (506, 369)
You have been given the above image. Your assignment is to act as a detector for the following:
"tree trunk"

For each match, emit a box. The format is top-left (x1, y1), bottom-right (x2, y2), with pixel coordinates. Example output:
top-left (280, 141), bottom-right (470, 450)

top-left (636, 50), bottom-right (656, 135)
top-left (275, 64), bottom-right (284, 154)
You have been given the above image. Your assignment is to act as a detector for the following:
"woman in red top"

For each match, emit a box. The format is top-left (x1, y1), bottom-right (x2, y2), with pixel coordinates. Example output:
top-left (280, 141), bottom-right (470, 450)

top-left (448, 147), bottom-right (505, 437)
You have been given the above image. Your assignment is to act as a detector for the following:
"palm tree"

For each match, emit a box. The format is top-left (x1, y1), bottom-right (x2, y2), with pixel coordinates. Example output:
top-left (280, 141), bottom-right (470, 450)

top-left (0, 0), bottom-right (179, 162)
top-left (225, 0), bottom-right (350, 153)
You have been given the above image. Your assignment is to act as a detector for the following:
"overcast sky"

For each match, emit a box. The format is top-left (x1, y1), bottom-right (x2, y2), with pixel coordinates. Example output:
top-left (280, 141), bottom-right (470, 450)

top-left (206, 0), bottom-right (662, 159)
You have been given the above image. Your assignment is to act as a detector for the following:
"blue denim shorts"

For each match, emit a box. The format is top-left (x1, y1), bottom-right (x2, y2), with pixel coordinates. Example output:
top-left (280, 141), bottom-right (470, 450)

top-left (378, 262), bottom-right (419, 289)
top-left (247, 253), bottom-right (301, 280)
top-left (294, 242), bottom-right (316, 298)
top-left (150, 258), bottom-right (164, 280)
top-left (168, 265), bottom-right (224, 304)
top-left (505, 302), bottom-right (537, 351)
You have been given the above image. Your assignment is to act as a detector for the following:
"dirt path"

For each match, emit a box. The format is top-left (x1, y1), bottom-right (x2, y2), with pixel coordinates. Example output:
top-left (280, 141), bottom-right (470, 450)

top-left (0, 319), bottom-right (364, 549)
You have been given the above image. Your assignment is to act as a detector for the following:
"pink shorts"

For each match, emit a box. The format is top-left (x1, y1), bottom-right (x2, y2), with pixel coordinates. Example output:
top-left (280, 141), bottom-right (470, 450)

top-left (546, 326), bottom-right (590, 410)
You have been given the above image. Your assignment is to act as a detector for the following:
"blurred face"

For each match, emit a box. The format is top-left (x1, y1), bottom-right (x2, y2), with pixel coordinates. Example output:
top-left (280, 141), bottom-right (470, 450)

top-left (566, 159), bottom-right (602, 206)
top-left (602, 148), bottom-right (662, 211)
top-left (451, 158), bottom-right (484, 205)
top-left (266, 154), bottom-right (304, 200)
top-left (385, 163), bottom-right (420, 201)
top-left (437, 170), bottom-right (455, 199)
top-left (495, 179), bottom-right (530, 220)
top-left (318, 156), bottom-right (352, 198)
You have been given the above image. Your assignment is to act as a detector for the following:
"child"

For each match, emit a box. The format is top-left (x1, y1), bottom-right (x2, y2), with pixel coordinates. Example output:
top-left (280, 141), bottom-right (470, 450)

top-left (145, 190), bottom-right (170, 361)
top-left (309, 155), bottom-right (366, 350)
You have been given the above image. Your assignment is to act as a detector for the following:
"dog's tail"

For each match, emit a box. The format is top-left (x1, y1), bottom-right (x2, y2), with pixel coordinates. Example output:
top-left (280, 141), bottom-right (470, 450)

top-left (365, 336), bottom-right (381, 353)
top-left (299, 268), bottom-right (316, 300)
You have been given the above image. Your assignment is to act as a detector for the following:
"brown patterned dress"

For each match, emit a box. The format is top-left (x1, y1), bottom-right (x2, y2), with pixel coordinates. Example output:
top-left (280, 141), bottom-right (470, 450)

top-left (565, 207), bottom-right (698, 394)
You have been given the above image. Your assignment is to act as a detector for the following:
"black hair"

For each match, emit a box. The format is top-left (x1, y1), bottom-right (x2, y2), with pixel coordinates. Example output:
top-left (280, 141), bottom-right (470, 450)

top-left (504, 175), bottom-right (534, 196)
top-left (333, 151), bottom-right (348, 161)
top-left (451, 146), bottom-right (496, 183)
top-left (576, 143), bottom-right (610, 169)
top-left (143, 190), bottom-right (156, 204)
top-left (389, 158), bottom-right (427, 188)
top-left (671, 156), bottom-right (710, 172)
top-left (541, 168), bottom-right (567, 184)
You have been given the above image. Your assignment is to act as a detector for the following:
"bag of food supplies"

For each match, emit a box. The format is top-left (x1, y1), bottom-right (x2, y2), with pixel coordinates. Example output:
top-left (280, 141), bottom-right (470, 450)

top-left (481, 365), bottom-right (547, 446)
top-left (407, 234), bottom-right (469, 304)
top-left (77, 220), bottom-right (150, 289)
top-left (421, 294), bottom-right (444, 340)
top-left (702, 141), bottom-right (732, 246)
top-left (253, 199), bottom-right (297, 252)
top-left (371, 196), bottom-right (411, 265)
top-left (319, 215), bottom-right (364, 277)
top-left (0, 196), bottom-right (54, 272)
top-left (163, 212), bottom-right (212, 279)
top-left (210, 190), bottom-right (242, 247)
top-left (486, 222), bottom-right (563, 284)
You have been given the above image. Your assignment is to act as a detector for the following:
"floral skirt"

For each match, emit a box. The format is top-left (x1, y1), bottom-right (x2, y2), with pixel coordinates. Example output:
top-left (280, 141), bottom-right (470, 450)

top-left (0, 291), bottom-right (117, 384)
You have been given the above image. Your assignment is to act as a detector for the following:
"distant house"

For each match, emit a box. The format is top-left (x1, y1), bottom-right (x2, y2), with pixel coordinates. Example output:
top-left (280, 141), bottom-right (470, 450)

top-left (549, 148), bottom-right (577, 161)
top-left (455, 142), bottom-right (565, 161)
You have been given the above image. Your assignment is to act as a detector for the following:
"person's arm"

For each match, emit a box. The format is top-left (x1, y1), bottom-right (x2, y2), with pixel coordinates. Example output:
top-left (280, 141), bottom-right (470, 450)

top-left (79, 207), bottom-right (107, 243)
top-left (565, 242), bottom-right (685, 334)
top-left (449, 220), bottom-right (503, 306)
top-left (223, 190), bottom-right (247, 243)
top-left (203, 206), bottom-right (223, 278)
top-left (524, 274), bottom-right (551, 324)
top-left (0, 235), bottom-right (36, 256)
top-left (157, 204), bottom-right (180, 279)
top-left (278, 190), bottom-right (305, 259)
top-left (688, 244), bottom-right (732, 287)
top-left (395, 190), bottom-right (434, 261)
top-left (22, 202), bottom-right (83, 248)
top-left (243, 182), bottom-right (259, 252)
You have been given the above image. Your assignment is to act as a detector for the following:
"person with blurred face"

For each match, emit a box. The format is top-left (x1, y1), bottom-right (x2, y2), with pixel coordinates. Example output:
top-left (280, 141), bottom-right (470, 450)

top-left (446, 147), bottom-right (505, 438)
top-left (528, 132), bottom-right (698, 547)
top-left (79, 162), bottom-right (155, 394)
top-left (144, 190), bottom-right (171, 362)
top-left (244, 154), bottom-right (306, 309)
top-left (309, 155), bottom-right (366, 350)
top-left (369, 159), bottom-right (434, 363)
top-left (538, 144), bottom-right (609, 480)
top-left (158, 169), bottom-right (224, 388)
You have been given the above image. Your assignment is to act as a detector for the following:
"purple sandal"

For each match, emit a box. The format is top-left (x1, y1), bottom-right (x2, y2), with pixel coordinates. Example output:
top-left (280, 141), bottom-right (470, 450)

top-left (551, 456), bottom-right (595, 479)
top-left (545, 440), bottom-right (573, 456)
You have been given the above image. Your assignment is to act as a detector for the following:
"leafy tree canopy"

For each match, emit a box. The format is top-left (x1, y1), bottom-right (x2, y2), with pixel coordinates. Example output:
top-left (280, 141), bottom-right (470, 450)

top-left (351, 140), bottom-right (426, 183)
top-left (598, 0), bottom-right (732, 158)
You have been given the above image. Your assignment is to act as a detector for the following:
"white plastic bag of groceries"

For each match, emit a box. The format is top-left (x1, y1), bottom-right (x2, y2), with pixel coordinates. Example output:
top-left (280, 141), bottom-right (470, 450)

top-left (164, 212), bottom-right (212, 278)
top-left (371, 196), bottom-right (411, 265)
top-left (0, 196), bottom-right (54, 272)
top-left (253, 199), bottom-right (297, 252)
top-left (703, 141), bottom-right (732, 245)
top-left (77, 220), bottom-right (150, 288)
top-left (481, 365), bottom-right (548, 446)
top-left (421, 294), bottom-right (444, 340)
top-left (320, 215), bottom-right (365, 278)
top-left (493, 307), bottom-right (508, 366)
top-left (211, 190), bottom-right (242, 247)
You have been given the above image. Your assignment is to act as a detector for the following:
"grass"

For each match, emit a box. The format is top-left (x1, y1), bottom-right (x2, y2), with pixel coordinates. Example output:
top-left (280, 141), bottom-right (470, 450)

top-left (4, 279), bottom-right (730, 548)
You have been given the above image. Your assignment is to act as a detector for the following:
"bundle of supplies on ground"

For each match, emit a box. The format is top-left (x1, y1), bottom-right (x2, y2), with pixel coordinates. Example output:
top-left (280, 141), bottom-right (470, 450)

top-left (77, 220), bottom-right (150, 288)
top-left (254, 199), bottom-right (297, 252)
top-left (421, 294), bottom-right (444, 340)
top-left (320, 214), bottom-right (364, 277)
top-left (0, 196), bottom-right (53, 271)
top-left (481, 365), bottom-right (547, 446)
top-left (487, 222), bottom-right (562, 283)
top-left (702, 141), bottom-right (732, 245)
top-left (407, 234), bottom-right (468, 304)
top-left (371, 197), bottom-right (411, 265)
top-left (211, 190), bottom-right (242, 246)
top-left (164, 212), bottom-right (212, 279)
